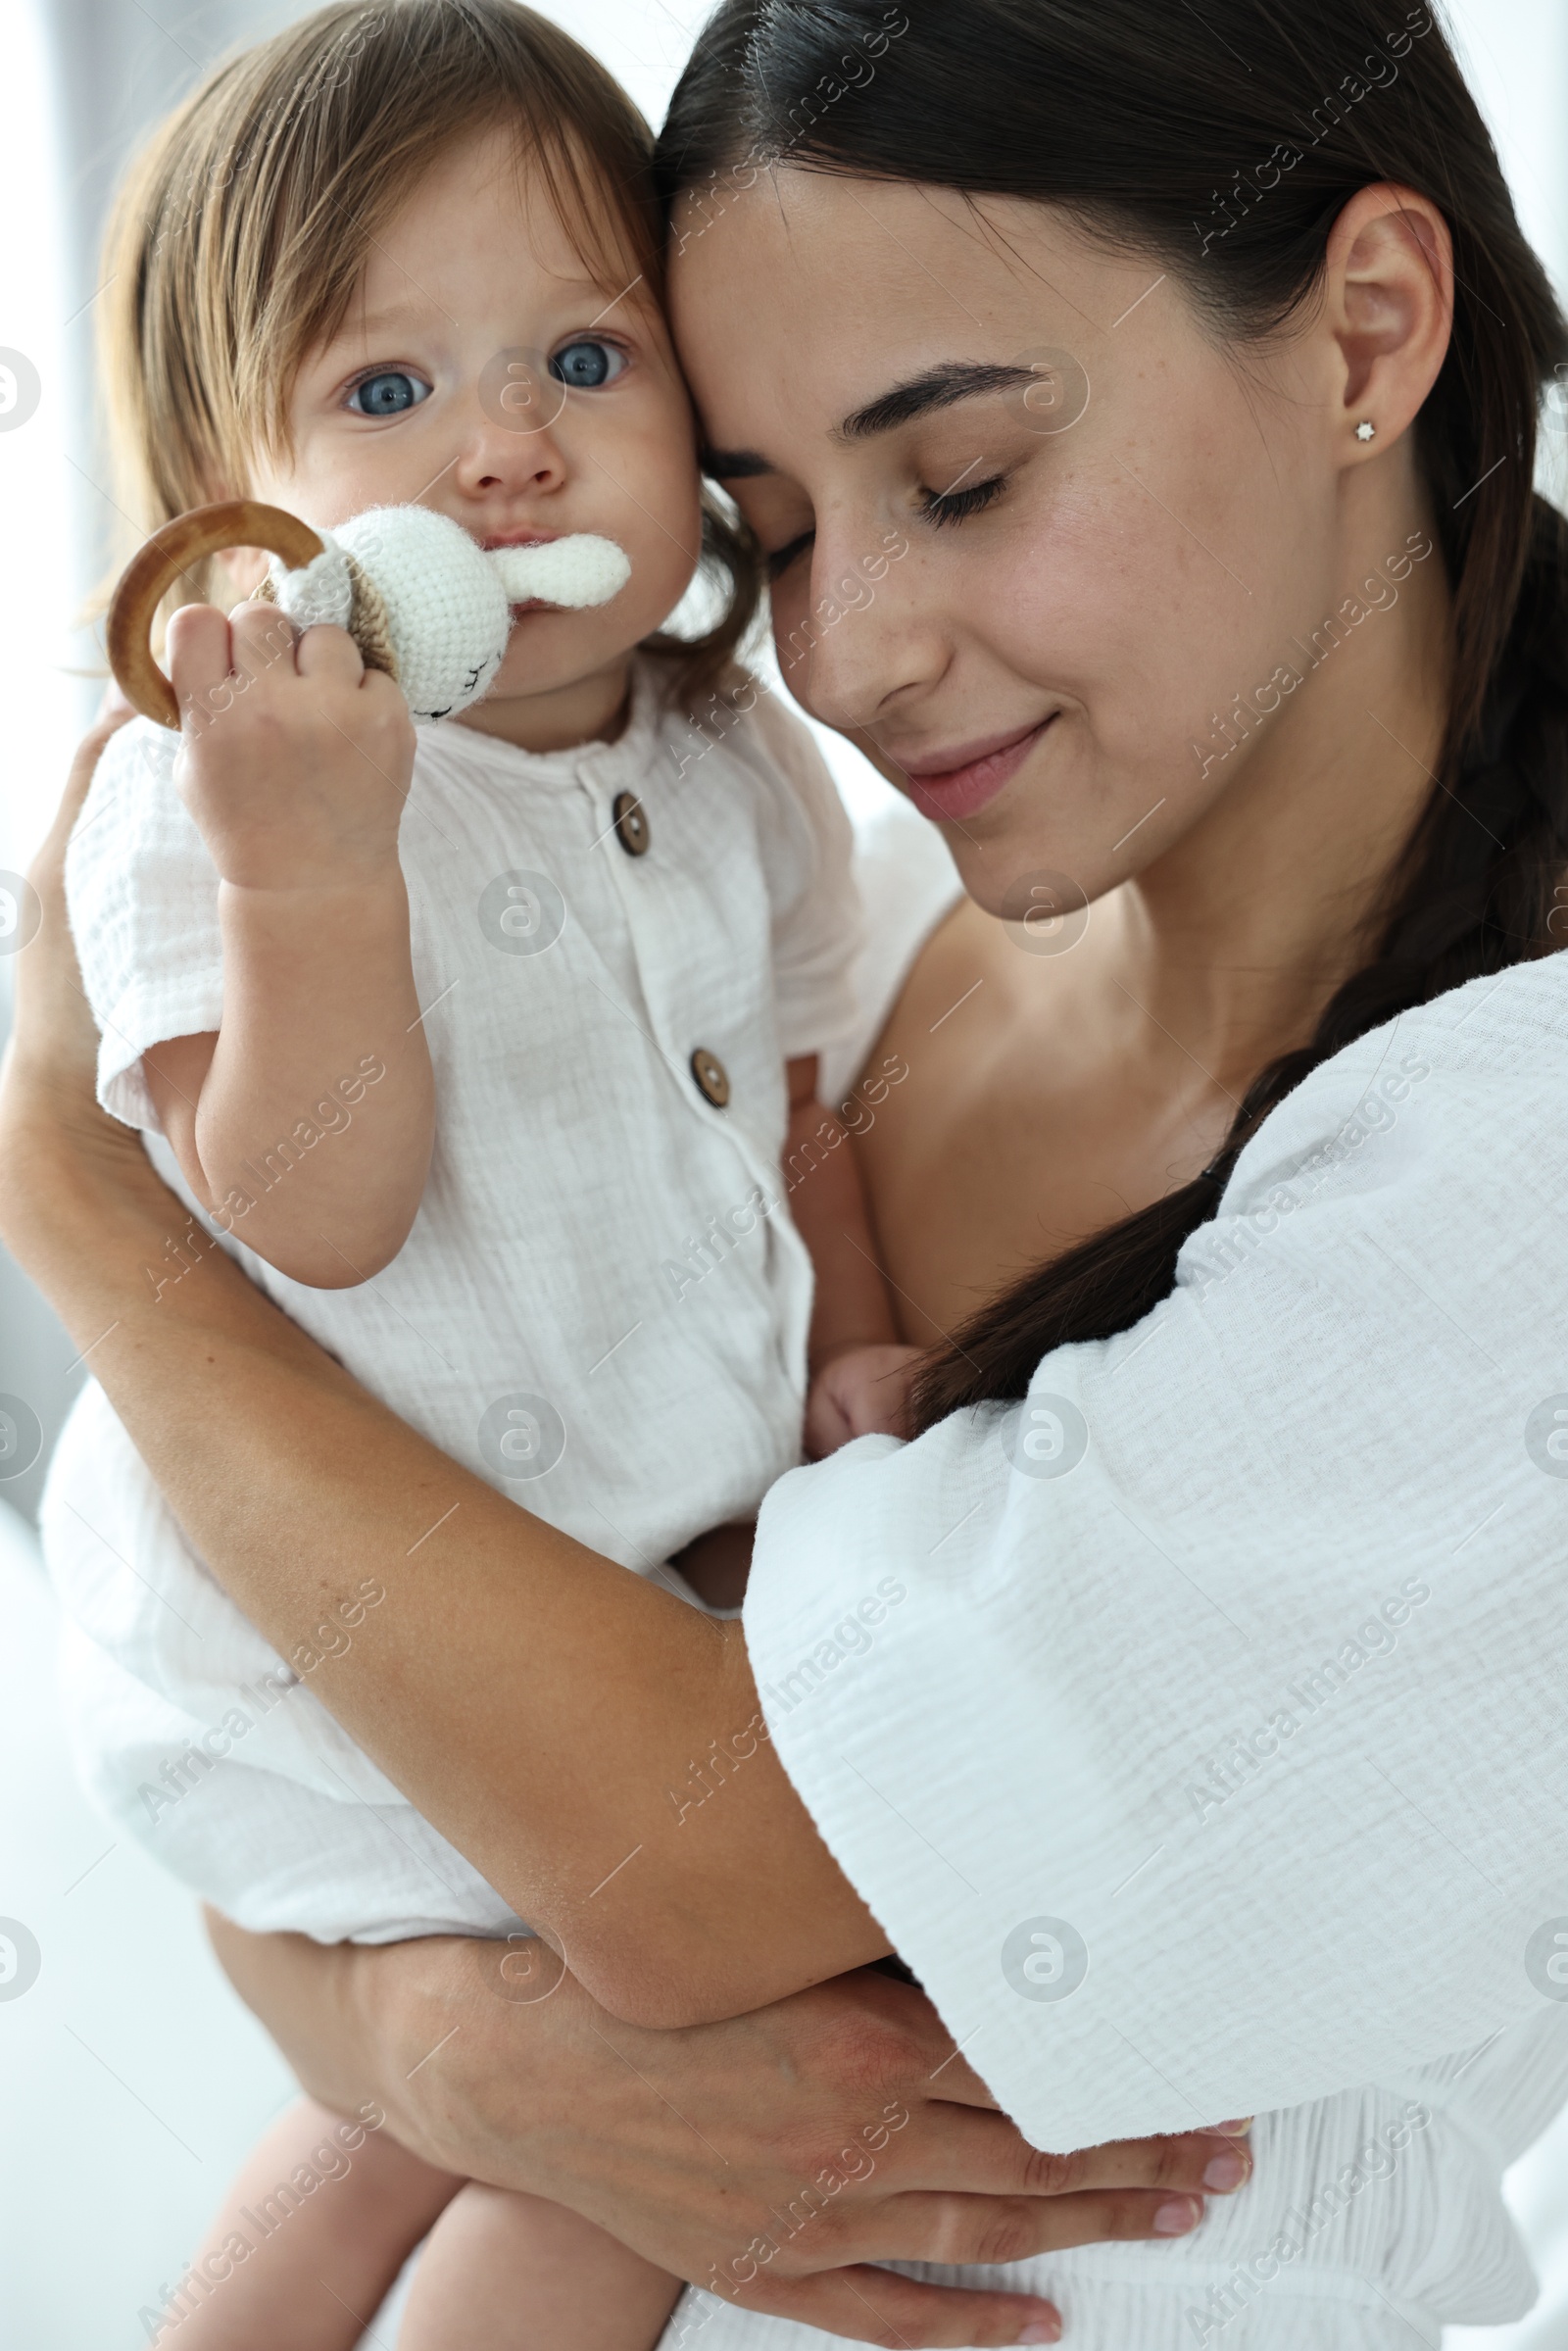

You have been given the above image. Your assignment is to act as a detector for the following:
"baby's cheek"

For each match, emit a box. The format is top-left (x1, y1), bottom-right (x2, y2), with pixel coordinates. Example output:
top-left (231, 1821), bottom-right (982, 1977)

top-left (621, 466), bottom-right (705, 622)
top-left (603, 388), bottom-right (703, 565)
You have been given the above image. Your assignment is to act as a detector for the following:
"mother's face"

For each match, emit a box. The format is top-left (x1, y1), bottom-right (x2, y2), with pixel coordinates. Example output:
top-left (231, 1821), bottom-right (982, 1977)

top-left (669, 170), bottom-right (1354, 913)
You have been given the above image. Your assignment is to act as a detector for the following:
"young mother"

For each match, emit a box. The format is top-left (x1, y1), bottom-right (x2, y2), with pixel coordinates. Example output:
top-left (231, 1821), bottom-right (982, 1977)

top-left (9, 0), bottom-right (1568, 2343)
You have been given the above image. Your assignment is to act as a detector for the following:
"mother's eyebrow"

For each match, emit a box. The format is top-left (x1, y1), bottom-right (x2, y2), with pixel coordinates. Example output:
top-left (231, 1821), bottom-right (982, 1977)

top-left (838, 361), bottom-right (1039, 441)
top-left (699, 360), bottom-right (1039, 478)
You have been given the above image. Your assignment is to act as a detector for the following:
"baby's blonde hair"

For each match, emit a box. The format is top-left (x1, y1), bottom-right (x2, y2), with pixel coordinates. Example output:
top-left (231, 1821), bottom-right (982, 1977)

top-left (98, 0), bottom-right (758, 699)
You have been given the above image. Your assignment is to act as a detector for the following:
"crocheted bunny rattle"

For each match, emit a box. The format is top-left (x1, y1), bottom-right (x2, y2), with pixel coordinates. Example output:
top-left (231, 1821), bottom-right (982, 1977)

top-left (108, 498), bottom-right (631, 729)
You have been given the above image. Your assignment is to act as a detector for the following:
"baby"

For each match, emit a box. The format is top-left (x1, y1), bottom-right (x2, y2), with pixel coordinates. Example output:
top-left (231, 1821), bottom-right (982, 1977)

top-left (44, 4), bottom-right (917, 2343)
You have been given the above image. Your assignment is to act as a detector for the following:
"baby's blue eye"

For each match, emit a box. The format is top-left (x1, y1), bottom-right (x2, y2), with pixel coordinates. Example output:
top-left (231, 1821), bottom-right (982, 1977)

top-left (550, 340), bottom-right (625, 390)
top-left (348, 370), bottom-right (430, 416)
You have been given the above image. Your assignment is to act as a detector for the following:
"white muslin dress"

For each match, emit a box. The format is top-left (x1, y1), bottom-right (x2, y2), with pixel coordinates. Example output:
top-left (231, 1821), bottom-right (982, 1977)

top-left (662, 810), bottom-right (1568, 2349)
top-left (43, 660), bottom-right (859, 1941)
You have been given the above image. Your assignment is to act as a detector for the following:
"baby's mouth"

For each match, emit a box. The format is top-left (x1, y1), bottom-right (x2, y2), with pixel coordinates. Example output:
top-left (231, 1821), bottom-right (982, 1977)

top-left (486, 530), bottom-right (549, 612)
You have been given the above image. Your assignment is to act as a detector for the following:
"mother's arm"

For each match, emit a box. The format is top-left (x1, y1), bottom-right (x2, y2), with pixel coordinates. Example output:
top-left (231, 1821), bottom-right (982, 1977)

top-left (13, 729), bottom-right (1250, 2351)
top-left (0, 718), bottom-right (876, 2029)
top-left (208, 1914), bottom-right (1247, 2347)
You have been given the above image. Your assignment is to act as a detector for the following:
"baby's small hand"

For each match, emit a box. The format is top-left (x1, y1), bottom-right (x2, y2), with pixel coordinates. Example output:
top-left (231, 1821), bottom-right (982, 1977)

top-left (168, 599), bottom-right (416, 894)
top-left (806, 1344), bottom-right (926, 1458)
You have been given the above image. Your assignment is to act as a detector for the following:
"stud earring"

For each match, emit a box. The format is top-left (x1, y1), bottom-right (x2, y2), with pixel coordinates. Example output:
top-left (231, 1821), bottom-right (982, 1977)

top-left (1354, 420), bottom-right (1377, 442)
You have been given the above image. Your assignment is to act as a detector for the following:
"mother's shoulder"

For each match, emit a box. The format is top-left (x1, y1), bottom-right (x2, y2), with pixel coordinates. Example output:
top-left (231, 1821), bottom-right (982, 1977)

top-left (1220, 947), bottom-right (1568, 1215)
top-left (1372, 947), bottom-right (1568, 1077)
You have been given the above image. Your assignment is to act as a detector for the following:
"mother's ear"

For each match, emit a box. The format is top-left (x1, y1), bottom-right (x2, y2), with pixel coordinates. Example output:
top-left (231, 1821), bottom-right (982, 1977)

top-left (1321, 182), bottom-right (1453, 463)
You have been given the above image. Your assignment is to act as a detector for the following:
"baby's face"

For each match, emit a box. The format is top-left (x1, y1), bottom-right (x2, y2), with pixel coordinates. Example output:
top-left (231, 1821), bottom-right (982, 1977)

top-left (240, 125), bottom-right (702, 735)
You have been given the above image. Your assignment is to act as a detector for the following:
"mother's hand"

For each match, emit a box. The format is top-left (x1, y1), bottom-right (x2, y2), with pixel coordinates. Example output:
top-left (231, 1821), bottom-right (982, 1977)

top-left (211, 1917), bottom-right (1250, 2349)
top-left (0, 703), bottom-right (157, 1255)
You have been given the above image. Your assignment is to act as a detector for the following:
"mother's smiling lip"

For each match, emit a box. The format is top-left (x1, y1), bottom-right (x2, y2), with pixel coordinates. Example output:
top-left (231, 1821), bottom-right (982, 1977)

top-left (887, 716), bottom-right (1056, 823)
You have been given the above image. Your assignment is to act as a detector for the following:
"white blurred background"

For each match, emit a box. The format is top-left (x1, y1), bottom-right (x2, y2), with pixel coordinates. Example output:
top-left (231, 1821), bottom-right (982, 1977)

top-left (2, 1), bottom-right (1567, 2344)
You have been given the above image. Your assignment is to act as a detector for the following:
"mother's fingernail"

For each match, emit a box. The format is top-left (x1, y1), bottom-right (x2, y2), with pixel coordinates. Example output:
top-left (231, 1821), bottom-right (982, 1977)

top-left (1203, 2150), bottom-right (1248, 2191)
top-left (1154, 2194), bottom-right (1202, 2235)
top-left (1016, 2320), bottom-right (1060, 2344)
top-left (1213, 2116), bottom-right (1253, 2134)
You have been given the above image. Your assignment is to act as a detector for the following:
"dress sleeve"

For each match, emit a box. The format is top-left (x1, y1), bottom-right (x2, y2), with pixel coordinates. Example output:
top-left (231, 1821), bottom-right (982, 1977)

top-left (64, 719), bottom-right (223, 1133)
top-left (744, 956), bottom-right (1568, 2150)
top-left (731, 682), bottom-right (865, 1067)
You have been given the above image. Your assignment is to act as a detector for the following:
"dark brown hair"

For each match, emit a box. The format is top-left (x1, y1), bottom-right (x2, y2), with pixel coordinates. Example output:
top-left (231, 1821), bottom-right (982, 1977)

top-left (658, 0), bottom-right (1568, 1424)
top-left (98, 0), bottom-right (759, 701)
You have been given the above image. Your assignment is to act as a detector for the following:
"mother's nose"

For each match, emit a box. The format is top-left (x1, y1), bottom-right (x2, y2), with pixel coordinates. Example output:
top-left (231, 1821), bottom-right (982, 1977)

top-left (780, 526), bottom-right (946, 734)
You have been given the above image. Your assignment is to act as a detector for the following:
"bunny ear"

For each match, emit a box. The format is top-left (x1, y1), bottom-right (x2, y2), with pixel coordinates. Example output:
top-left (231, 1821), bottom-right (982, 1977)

top-left (489, 535), bottom-right (630, 609)
top-left (269, 535), bottom-right (354, 630)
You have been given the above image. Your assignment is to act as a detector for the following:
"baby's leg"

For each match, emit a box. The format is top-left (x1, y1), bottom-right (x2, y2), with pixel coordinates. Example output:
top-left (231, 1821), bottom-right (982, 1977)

top-left (399, 2182), bottom-right (682, 2351)
top-left (158, 2094), bottom-right (461, 2349)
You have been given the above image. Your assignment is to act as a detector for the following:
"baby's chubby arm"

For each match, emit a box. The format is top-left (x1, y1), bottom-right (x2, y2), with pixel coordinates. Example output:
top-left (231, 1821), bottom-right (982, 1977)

top-left (143, 601), bottom-right (433, 1289)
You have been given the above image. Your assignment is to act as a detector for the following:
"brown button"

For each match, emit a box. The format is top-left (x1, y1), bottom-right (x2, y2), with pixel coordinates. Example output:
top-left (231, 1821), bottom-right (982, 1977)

top-left (612, 791), bottom-right (650, 857)
top-left (691, 1048), bottom-right (730, 1108)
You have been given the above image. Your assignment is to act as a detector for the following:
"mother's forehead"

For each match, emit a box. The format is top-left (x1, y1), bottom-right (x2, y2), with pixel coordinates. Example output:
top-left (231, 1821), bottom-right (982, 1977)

top-left (666, 174), bottom-right (1183, 451)
top-left (667, 168), bottom-right (1143, 306)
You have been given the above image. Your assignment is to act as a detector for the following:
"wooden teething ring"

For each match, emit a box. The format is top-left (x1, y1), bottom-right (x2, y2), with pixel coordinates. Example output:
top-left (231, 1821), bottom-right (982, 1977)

top-left (107, 498), bottom-right (325, 730)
